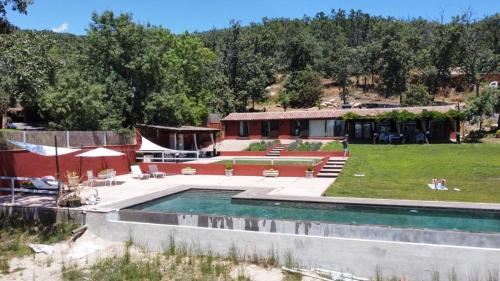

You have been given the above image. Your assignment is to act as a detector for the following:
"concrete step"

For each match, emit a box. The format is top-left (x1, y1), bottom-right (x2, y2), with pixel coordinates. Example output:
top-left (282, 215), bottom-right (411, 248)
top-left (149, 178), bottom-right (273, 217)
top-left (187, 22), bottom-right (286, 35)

top-left (321, 168), bottom-right (343, 172)
top-left (327, 160), bottom-right (346, 163)
top-left (325, 163), bottom-right (344, 166)
top-left (317, 173), bottom-right (339, 178)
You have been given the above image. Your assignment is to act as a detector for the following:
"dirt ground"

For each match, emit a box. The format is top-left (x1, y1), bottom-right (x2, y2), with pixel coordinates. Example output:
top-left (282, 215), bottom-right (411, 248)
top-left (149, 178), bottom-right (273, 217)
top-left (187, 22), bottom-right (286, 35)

top-left (0, 231), bottom-right (290, 281)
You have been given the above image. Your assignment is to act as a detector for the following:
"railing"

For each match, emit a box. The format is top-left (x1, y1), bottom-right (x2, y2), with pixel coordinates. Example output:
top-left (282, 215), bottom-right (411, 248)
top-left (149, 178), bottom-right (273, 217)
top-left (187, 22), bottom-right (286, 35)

top-left (0, 176), bottom-right (59, 203)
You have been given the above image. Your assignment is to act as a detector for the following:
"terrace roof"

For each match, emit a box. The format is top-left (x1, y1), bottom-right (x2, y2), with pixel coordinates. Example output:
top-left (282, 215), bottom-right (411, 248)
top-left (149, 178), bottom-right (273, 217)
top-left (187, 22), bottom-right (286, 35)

top-left (221, 105), bottom-right (456, 121)
top-left (136, 124), bottom-right (219, 132)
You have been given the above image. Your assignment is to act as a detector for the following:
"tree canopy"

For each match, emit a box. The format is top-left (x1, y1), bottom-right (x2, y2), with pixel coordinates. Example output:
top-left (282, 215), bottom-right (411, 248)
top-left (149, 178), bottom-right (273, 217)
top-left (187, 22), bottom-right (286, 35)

top-left (0, 9), bottom-right (498, 130)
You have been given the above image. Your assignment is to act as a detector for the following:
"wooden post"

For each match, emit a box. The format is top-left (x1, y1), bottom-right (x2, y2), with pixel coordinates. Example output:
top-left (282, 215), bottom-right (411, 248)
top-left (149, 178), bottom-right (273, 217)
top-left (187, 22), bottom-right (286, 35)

top-left (10, 178), bottom-right (15, 204)
top-left (174, 132), bottom-right (177, 150)
top-left (54, 136), bottom-right (62, 206)
top-left (193, 133), bottom-right (198, 150)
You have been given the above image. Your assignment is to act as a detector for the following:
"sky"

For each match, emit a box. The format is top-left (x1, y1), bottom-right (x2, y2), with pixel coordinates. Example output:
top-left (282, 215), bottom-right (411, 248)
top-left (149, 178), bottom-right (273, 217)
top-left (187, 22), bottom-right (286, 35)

top-left (8, 0), bottom-right (500, 35)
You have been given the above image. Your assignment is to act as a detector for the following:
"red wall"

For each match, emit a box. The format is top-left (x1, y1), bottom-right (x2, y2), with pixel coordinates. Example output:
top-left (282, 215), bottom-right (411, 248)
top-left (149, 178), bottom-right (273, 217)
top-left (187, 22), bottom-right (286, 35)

top-left (224, 121), bottom-right (239, 139)
top-left (278, 120), bottom-right (291, 139)
top-left (220, 150), bottom-right (346, 157)
top-left (139, 161), bottom-right (322, 177)
top-left (249, 121), bottom-right (261, 138)
top-left (0, 145), bottom-right (137, 182)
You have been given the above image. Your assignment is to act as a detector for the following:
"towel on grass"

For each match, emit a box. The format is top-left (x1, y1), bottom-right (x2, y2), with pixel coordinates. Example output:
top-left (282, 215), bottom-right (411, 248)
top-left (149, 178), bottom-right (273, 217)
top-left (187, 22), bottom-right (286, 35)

top-left (427, 184), bottom-right (448, 191)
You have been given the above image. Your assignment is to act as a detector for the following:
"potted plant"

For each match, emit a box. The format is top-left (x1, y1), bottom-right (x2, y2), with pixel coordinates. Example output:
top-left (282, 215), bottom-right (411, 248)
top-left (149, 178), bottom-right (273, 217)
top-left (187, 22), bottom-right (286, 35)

top-left (225, 163), bottom-right (234, 176)
top-left (181, 166), bottom-right (197, 175)
top-left (66, 194), bottom-right (82, 207)
top-left (305, 165), bottom-right (314, 178)
top-left (263, 168), bottom-right (279, 177)
top-left (66, 171), bottom-right (80, 187)
top-left (20, 180), bottom-right (34, 188)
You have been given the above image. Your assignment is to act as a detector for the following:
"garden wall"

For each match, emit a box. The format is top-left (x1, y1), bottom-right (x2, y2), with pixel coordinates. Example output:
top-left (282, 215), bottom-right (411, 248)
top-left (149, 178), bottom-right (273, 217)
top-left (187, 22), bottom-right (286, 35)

top-left (0, 145), bottom-right (137, 181)
top-left (139, 158), bottom-right (328, 177)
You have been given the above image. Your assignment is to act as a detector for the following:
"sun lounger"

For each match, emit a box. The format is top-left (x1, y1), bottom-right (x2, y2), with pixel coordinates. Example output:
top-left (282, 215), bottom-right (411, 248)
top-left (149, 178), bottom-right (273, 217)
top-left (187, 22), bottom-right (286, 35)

top-left (148, 165), bottom-right (166, 178)
top-left (31, 178), bottom-right (59, 190)
top-left (131, 165), bottom-right (150, 179)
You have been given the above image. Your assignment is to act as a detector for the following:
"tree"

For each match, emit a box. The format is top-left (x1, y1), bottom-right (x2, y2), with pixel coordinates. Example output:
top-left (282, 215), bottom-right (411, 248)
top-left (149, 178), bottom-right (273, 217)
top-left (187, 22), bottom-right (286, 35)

top-left (457, 12), bottom-right (500, 96)
top-left (402, 84), bottom-right (432, 106)
top-left (332, 46), bottom-right (358, 104)
top-left (0, 31), bottom-right (57, 120)
top-left (0, 0), bottom-right (31, 33)
top-left (377, 22), bottom-right (412, 102)
top-left (465, 88), bottom-right (497, 130)
top-left (279, 69), bottom-right (322, 108)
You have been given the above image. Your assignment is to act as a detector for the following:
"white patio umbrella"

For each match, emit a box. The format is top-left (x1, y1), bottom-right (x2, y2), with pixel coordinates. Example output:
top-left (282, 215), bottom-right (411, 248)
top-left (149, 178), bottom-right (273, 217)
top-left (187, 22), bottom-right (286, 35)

top-left (75, 147), bottom-right (124, 157)
top-left (75, 147), bottom-right (125, 177)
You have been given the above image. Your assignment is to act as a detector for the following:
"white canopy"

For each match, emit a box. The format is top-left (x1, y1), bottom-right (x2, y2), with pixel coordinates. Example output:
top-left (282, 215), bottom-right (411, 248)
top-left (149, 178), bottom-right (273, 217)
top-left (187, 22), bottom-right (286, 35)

top-left (138, 136), bottom-right (198, 154)
top-left (75, 147), bottom-right (124, 157)
top-left (9, 141), bottom-right (80, 156)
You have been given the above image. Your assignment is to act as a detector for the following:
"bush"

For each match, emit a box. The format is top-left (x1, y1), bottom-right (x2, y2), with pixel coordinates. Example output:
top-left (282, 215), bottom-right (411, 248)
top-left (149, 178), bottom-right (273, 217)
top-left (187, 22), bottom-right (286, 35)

top-left (225, 163), bottom-right (233, 170)
top-left (246, 141), bottom-right (277, 151)
top-left (287, 141), bottom-right (322, 151)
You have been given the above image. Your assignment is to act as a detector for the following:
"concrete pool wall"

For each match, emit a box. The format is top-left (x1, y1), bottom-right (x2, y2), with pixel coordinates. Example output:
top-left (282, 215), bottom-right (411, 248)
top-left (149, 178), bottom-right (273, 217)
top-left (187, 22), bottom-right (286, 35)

top-left (87, 211), bottom-right (500, 280)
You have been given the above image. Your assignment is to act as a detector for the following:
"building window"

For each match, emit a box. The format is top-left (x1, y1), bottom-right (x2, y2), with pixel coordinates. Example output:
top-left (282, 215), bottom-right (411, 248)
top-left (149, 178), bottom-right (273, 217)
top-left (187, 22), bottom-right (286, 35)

top-left (239, 121), bottom-right (249, 137)
top-left (334, 120), bottom-right (345, 136)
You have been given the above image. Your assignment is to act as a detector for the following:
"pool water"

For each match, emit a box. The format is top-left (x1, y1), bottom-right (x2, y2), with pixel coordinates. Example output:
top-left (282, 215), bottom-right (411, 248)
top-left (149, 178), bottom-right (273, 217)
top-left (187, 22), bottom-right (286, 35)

top-left (127, 189), bottom-right (500, 233)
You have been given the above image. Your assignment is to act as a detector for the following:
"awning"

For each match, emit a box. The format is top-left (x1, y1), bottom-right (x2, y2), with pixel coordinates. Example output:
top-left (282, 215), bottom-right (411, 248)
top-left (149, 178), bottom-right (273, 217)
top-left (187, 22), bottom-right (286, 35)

top-left (75, 147), bottom-right (124, 157)
top-left (138, 136), bottom-right (198, 154)
top-left (8, 141), bottom-right (80, 156)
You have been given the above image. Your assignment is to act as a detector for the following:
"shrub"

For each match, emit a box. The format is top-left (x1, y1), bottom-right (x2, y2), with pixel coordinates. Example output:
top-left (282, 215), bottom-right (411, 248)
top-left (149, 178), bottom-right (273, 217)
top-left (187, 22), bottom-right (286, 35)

top-left (306, 165), bottom-right (314, 172)
top-left (246, 141), bottom-right (276, 151)
top-left (287, 141), bottom-right (322, 151)
top-left (225, 163), bottom-right (233, 170)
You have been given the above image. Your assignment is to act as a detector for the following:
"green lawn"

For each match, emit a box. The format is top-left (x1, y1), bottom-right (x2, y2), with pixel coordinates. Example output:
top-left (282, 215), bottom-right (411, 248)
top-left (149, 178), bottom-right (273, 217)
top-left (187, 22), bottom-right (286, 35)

top-left (215, 159), bottom-right (320, 166)
top-left (323, 143), bottom-right (500, 203)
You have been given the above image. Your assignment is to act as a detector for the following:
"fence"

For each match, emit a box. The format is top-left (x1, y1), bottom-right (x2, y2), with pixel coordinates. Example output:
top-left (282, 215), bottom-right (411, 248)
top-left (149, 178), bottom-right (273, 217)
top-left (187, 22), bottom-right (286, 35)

top-left (0, 130), bottom-right (135, 150)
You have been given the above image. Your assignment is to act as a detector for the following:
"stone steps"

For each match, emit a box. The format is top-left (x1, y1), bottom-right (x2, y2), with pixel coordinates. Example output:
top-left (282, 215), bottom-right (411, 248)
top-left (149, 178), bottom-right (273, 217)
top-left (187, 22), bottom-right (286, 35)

top-left (266, 144), bottom-right (287, 156)
top-left (317, 157), bottom-right (347, 178)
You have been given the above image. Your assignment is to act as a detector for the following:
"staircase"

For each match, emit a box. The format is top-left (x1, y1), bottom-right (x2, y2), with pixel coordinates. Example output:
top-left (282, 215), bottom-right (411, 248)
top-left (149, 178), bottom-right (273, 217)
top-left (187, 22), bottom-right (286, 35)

top-left (266, 143), bottom-right (287, 156)
top-left (317, 157), bottom-right (347, 178)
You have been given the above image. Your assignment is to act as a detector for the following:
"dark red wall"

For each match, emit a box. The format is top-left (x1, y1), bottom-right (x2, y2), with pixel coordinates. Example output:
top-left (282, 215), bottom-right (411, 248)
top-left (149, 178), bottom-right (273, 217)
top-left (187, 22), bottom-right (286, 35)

top-left (0, 145), bottom-right (137, 181)
top-left (224, 121), bottom-right (239, 139)
top-left (278, 120), bottom-right (291, 139)
top-left (249, 121), bottom-right (261, 138)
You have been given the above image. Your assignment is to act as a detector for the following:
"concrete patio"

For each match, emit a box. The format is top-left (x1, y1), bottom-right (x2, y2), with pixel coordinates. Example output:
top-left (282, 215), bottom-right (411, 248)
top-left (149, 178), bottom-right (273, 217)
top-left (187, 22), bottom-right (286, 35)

top-left (0, 174), bottom-right (336, 209)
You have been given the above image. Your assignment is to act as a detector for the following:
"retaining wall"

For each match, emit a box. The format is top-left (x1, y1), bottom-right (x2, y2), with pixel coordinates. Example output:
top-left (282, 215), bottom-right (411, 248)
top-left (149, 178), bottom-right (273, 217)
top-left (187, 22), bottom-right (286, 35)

top-left (87, 211), bottom-right (500, 280)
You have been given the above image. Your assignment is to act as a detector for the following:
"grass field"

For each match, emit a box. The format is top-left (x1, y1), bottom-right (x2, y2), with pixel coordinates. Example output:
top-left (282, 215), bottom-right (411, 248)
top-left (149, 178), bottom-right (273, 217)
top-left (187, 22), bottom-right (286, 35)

top-left (215, 159), bottom-right (320, 166)
top-left (323, 143), bottom-right (500, 203)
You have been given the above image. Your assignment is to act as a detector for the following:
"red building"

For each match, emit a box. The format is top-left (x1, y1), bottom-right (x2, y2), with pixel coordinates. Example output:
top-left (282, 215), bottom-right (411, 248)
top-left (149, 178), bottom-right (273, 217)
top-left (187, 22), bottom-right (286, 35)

top-left (221, 105), bottom-right (461, 143)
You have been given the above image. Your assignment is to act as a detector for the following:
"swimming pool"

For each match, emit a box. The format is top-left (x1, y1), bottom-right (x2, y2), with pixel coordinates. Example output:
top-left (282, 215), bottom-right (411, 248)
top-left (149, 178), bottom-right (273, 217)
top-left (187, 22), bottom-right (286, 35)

top-left (126, 189), bottom-right (500, 233)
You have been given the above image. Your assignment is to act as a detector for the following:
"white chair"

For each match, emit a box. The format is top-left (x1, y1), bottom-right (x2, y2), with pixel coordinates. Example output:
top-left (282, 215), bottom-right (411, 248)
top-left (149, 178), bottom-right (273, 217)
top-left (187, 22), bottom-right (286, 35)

top-left (148, 165), bottom-right (166, 178)
top-left (86, 170), bottom-right (104, 187)
top-left (104, 170), bottom-right (117, 186)
top-left (130, 165), bottom-right (150, 179)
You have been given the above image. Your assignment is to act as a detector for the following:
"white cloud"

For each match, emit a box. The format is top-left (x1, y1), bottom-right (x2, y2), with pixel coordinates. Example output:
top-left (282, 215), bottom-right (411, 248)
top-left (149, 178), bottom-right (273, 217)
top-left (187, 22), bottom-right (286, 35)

top-left (51, 22), bottom-right (69, 33)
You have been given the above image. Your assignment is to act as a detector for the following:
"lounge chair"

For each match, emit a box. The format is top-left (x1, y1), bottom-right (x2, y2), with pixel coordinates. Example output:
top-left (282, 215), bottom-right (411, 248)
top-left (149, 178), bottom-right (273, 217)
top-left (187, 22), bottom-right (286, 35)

top-left (104, 170), bottom-right (117, 186)
top-left (148, 165), bottom-right (166, 178)
top-left (131, 165), bottom-right (150, 179)
top-left (31, 178), bottom-right (59, 190)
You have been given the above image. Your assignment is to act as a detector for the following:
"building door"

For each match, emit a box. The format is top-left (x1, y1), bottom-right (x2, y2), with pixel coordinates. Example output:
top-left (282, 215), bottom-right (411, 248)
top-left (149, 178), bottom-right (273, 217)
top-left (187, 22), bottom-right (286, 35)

top-left (269, 120), bottom-right (279, 138)
top-left (309, 120), bottom-right (325, 137)
top-left (355, 122), bottom-right (372, 139)
top-left (239, 121), bottom-right (249, 137)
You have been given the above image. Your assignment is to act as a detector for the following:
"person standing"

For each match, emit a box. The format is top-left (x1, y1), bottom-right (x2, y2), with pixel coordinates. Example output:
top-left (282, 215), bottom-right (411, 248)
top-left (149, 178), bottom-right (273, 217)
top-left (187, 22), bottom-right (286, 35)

top-left (341, 136), bottom-right (349, 157)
